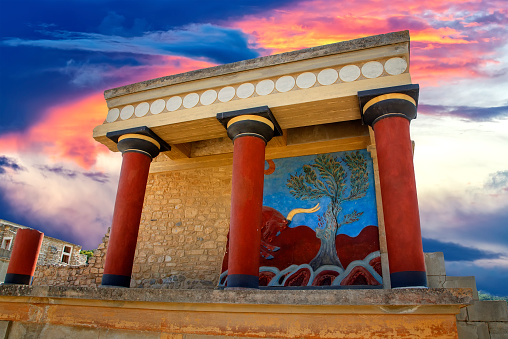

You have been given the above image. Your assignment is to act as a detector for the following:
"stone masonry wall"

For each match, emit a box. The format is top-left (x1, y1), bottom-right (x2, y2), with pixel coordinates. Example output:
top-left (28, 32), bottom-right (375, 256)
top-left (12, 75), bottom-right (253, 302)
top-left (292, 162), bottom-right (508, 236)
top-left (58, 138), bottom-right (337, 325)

top-left (131, 166), bottom-right (232, 288)
top-left (32, 165), bottom-right (233, 288)
top-left (32, 229), bottom-right (110, 286)
top-left (425, 252), bottom-right (508, 339)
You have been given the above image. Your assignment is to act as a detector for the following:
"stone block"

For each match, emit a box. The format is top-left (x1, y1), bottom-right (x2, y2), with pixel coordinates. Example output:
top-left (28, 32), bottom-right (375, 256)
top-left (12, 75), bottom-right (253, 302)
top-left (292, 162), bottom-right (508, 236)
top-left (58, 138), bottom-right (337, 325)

top-left (99, 328), bottom-right (160, 339)
top-left (456, 321), bottom-right (490, 339)
top-left (456, 306), bottom-right (468, 321)
top-left (489, 322), bottom-right (508, 339)
top-left (427, 275), bottom-right (446, 288)
top-left (0, 321), bottom-right (11, 339)
top-left (7, 322), bottom-right (45, 339)
top-left (444, 276), bottom-right (479, 300)
top-left (425, 252), bottom-right (446, 276)
top-left (39, 324), bottom-right (99, 339)
top-left (467, 300), bottom-right (508, 322)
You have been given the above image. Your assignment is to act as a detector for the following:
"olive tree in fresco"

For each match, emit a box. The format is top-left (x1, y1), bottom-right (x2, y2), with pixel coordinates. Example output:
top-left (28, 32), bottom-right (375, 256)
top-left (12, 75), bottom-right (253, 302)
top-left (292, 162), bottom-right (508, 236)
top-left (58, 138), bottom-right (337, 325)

top-left (286, 151), bottom-right (369, 270)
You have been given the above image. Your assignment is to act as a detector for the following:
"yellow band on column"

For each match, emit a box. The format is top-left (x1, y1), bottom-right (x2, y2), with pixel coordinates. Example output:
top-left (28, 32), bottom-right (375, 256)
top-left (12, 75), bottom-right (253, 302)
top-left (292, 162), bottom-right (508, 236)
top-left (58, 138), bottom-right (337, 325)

top-left (227, 115), bottom-right (274, 130)
top-left (363, 93), bottom-right (416, 113)
top-left (118, 134), bottom-right (161, 149)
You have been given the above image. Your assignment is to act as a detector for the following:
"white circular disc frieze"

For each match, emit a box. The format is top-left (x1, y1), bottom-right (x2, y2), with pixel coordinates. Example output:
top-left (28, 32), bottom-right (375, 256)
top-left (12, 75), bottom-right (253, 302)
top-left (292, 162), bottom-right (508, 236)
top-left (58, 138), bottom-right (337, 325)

top-left (237, 83), bottom-right (255, 99)
top-left (134, 102), bottom-right (149, 117)
top-left (296, 72), bottom-right (317, 89)
top-left (339, 65), bottom-right (361, 82)
top-left (384, 57), bottom-right (407, 75)
top-left (362, 61), bottom-right (384, 79)
top-left (166, 96), bottom-right (182, 112)
top-left (200, 90), bottom-right (217, 106)
top-left (256, 79), bottom-right (275, 96)
top-left (106, 108), bottom-right (120, 122)
top-left (150, 99), bottom-right (166, 114)
top-left (183, 93), bottom-right (199, 108)
top-left (218, 86), bottom-right (236, 102)
top-left (318, 68), bottom-right (338, 85)
top-left (120, 105), bottom-right (135, 120)
top-left (276, 75), bottom-right (295, 92)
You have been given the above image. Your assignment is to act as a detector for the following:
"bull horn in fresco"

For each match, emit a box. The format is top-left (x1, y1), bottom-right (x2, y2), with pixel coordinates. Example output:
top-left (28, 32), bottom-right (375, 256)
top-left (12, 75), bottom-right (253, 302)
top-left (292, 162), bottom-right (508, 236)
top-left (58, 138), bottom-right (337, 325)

top-left (286, 203), bottom-right (321, 221)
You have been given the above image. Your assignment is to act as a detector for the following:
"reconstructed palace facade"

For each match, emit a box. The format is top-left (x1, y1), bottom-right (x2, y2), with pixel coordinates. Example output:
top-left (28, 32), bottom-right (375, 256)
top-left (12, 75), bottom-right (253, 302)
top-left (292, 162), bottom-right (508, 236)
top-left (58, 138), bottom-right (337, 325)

top-left (1, 31), bottom-right (507, 339)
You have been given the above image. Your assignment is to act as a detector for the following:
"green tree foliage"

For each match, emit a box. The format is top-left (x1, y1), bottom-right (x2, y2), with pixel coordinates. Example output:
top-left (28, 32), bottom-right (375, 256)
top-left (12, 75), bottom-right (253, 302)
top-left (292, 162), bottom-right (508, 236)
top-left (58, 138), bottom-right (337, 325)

top-left (80, 249), bottom-right (94, 264)
top-left (287, 152), bottom-right (369, 269)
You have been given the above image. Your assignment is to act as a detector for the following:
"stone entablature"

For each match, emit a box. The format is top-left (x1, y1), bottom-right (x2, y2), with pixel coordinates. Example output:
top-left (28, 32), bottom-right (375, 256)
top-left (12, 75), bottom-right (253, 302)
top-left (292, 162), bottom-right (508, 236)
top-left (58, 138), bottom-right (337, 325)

top-left (93, 31), bottom-right (412, 174)
top-left (103, 56), bottom-right (408, 124)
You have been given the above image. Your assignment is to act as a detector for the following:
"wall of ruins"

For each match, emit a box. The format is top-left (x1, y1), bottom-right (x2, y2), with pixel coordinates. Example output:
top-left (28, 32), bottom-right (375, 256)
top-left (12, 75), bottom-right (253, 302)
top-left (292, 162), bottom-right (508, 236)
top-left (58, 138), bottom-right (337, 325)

top-left (32, 230), bottom-right (109, 286)
top-left (32, 164), bottom-right (232, 288)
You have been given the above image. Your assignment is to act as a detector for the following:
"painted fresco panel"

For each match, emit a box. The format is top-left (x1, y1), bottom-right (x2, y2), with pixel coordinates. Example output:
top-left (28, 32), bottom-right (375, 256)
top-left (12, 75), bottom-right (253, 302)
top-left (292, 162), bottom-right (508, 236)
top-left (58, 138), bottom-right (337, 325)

top-left (220, 149), bottom-right (382, 287)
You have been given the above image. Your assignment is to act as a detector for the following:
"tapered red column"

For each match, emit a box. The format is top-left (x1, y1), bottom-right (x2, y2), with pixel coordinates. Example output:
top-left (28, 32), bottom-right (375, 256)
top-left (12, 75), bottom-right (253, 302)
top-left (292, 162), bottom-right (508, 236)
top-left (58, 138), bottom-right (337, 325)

top-left (217, 108), bottom-right (281, 288)
top-left (102, 132), bottom-right (163, 287)
top-left (5, 229), bottom-right (44, 285)
top-left (359, 84), bottom-right (427, 288)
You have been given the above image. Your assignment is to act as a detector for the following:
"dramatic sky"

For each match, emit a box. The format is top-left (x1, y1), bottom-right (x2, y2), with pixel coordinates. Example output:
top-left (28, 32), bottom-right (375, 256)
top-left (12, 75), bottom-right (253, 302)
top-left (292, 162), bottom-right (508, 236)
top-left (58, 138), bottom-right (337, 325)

top-left (1, 0), bottom-right (507, 295)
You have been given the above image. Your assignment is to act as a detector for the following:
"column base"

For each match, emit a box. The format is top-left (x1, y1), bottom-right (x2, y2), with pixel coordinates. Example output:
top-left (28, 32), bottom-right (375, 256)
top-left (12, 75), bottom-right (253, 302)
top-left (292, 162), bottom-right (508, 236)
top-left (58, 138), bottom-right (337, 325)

top-left (227, 274), bottom-right (259, 288)
top-left (390, 271), bottom-right (427, 288)
top-left (4, 273), bottom-right (32, 285)
top-left (101, 274), bottom-right (131, 288)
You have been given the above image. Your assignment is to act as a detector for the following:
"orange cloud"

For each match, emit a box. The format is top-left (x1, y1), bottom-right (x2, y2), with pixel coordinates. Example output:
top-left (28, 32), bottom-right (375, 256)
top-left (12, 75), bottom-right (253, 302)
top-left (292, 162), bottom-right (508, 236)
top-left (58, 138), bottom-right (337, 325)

top-left (0, 56), bottom-right (214, 169)
top-left (232, 0), bottom-right (505, 87)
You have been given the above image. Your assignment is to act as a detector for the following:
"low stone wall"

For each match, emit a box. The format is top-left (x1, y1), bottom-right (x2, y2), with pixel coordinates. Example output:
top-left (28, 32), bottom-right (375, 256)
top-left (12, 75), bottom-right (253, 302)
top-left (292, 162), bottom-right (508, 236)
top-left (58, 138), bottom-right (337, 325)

top-left (0, 286), bottom-right (473, 339)
top-left (32, 229), bottom-right (110, 287)
top-left (425, 252), bottom-right (508, 339)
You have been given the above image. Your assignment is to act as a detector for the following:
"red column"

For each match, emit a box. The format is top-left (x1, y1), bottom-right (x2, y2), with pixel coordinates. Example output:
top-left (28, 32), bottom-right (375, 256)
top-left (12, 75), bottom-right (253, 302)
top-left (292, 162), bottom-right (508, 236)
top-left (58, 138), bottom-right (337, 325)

top-left (102, 133), bottom-right (162, 287)
top-left (217, 110), bottom-right (279, 288)
top-left (358, 84), bottom-right (427, 288)
top-left (228, 135), bottom-right (267, 288)
top-left (5, 229), bottom-right (44, 285)
top-left (374, 117), bottom-right (426, 287)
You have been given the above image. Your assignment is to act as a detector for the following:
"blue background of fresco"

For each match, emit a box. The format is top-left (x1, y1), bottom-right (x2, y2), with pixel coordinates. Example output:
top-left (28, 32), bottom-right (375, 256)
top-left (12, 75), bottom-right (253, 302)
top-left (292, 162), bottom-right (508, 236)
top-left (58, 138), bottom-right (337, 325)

top-left (263, 149), bottom-right (378, 238)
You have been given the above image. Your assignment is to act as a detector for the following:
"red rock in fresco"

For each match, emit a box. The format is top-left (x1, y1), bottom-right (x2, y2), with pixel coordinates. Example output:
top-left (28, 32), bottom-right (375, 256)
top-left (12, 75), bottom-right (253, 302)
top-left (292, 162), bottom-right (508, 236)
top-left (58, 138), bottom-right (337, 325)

top-left (340, 265), bottom-right (381, 286)
top-left (312, 270), bottom-right (340, 286)
top-left (284, 267), bottom-right (312, 286)
top-left (336, 226), bottom-right (380, 268)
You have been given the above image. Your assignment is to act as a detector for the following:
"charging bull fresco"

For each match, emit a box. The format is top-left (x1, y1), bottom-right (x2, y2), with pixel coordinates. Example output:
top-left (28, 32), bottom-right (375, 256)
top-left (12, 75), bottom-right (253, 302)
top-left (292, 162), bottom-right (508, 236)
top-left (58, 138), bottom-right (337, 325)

top-left (220, 150), bottom-right (382, 287)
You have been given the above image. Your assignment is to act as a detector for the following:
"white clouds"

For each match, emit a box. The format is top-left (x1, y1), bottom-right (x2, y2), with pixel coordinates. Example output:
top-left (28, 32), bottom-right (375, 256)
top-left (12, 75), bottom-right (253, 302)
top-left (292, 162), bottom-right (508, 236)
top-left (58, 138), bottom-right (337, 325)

top-left (0, 153), bottom-right (121, 249)
top-left (2, 24), bottom-right (259, 63)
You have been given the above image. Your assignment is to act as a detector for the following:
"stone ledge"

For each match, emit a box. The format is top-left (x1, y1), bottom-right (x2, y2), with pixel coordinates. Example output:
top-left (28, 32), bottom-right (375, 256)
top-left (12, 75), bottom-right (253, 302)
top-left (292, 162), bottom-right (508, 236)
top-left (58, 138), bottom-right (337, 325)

top-left (0, 285), bottom-right (472, 308)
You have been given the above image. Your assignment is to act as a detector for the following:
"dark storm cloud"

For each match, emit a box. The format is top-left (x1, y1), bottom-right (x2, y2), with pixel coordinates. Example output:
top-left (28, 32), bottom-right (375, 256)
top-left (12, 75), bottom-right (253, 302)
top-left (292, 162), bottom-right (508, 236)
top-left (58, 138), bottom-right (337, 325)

top-left (484, 171), bottom-right (508, 190)
top-left (37, 164), bottom-right (110, 183)
top-left (82, 172), bottom-right (110, 184)
top-left (419, 104), bottom-right (508, 121)
top-left (0, 156), bottom-right (25, 174)
top-left (37, 165), bottom-right (79, 179)
top-left (422, 238), bottom-right (503, 262)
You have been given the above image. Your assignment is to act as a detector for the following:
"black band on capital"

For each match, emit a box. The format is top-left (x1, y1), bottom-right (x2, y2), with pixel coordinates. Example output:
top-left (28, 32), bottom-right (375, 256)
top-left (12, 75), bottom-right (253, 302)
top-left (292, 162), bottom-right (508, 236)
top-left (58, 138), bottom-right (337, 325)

top-left (117, 137), bottom-right (161, 159)
top-left (358, 84), bottom-right (420, 127)
top-left (362, 99), bottom-right (417, 127)
top-left (227, 120), bottom-right (275, 144)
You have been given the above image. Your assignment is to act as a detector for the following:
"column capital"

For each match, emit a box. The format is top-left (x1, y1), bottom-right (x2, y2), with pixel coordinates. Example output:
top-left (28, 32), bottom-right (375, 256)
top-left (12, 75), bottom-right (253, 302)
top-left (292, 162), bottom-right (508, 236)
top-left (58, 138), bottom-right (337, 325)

top-left (358, 84), bottom-right (419, 127)
top-left (217, 106), bottom-right (283, 144)
top-left (106, 126), bottom-right (171, 159)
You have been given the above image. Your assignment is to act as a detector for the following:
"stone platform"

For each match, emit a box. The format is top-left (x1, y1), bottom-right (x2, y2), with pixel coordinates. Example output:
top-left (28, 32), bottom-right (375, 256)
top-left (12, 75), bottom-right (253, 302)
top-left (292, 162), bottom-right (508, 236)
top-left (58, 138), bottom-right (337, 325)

top-left (0, 285), bottom-right (472, 338)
